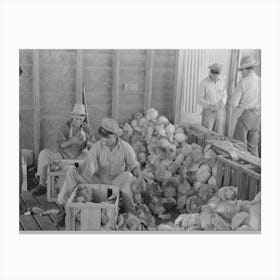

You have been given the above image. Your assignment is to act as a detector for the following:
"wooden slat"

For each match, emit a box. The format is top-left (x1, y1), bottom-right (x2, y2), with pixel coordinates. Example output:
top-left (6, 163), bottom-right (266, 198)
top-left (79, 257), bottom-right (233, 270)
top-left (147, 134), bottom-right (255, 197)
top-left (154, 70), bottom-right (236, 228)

top-left (20, 222), bottom-right (24, 231)
top-left (238, 172), bottom-right (248, 200)
top-left (173, 50), bottom-right (184, 124)
top-left (32, 50), bottom-right (40, 160)
top-left (34, 215), bottom-right (59, 231)
top-left (20, 215), bottom-right (41, 231)
top-left (216, 159), bottom-right (224, 188)
top-left (144, 50), bottom-right (154, 111)
top-left (112, 50), bottom-right (120, 120)
top-left (107, 208), bottom-right (115, 229)
top-left (206, 139), bottom-right (261, 168)
top-left (231, 168), bottom-right (239, 187)
top-left (76, 49), bottom-right (83, 103)
top-left (81, 208), bottom-right (101, 231)
top-left (223, 164), bottom-right (231, 186)
top-left (249, 177), bottom-right (258, 201)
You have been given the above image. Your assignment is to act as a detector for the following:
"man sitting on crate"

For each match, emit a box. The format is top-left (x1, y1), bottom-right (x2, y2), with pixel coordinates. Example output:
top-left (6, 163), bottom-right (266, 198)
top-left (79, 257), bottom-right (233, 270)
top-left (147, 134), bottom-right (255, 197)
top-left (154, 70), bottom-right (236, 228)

top-left (230, 56), bottom-right (261, 157)
top-left (31, 104), bottom-right (95, 196)
top-left (197, 63), bottom-right (227, 135)
top-left (57, 118), bottom-right (142, 223)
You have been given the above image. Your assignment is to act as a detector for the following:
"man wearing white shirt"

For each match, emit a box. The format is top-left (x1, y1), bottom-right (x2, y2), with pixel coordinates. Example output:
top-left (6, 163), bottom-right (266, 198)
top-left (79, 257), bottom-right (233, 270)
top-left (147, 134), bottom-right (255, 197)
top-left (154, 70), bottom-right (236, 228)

top-left (197, 63), bottom-right (227, 134)
top-left (230, 56), bottom-right (261, 157)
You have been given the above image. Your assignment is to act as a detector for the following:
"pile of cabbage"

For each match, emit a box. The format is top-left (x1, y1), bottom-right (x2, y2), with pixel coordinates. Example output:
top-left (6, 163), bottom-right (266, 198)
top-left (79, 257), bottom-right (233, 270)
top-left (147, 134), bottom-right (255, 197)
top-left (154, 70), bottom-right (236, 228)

top-left (115, 107), bottom-right (261, 231)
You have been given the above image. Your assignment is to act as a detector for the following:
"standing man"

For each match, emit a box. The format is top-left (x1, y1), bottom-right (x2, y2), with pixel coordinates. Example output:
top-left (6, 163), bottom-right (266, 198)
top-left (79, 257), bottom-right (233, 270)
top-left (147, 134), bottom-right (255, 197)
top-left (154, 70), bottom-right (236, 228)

top-left (57, 118), bottom-right (142, 217)
top-left (31, 103), bottom-right (95, 195)
top-left (197, 63), bottom-right (227, 134)
top-left (230, 56), bottom-right (261, 157)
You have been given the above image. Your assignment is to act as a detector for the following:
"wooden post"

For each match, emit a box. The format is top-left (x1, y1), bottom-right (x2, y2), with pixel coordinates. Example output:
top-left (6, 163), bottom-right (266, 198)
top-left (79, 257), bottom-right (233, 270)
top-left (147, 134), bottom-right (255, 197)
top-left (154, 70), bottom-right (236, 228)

top-left (112, 50), bottom-right (120, 120)
top-left (173, 50), bottom-right (184, 123)
top-left (33, 50), bottom-right (40, 161)
top-left (225, 49), bottom-right (240, 136)
top-left (76, 50), bottom-right (83, 103)
top-left (144, 50), bottom-right (154, 111)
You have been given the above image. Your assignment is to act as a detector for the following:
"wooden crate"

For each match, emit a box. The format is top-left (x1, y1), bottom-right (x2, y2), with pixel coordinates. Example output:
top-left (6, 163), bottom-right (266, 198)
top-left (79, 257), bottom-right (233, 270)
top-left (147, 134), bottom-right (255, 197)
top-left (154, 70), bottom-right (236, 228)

top-left (46, 159), bottom-right (84, 202)
top-left (65, 184), bottom-right (120, 231)
top-left (216, 155), bottom-right (261, 200)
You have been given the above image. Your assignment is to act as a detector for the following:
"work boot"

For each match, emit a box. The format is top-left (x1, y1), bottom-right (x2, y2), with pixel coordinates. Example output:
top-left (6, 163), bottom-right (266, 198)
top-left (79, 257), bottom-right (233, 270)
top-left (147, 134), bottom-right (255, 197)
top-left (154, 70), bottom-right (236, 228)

top-left (31, 185), bottom-right (46, 196)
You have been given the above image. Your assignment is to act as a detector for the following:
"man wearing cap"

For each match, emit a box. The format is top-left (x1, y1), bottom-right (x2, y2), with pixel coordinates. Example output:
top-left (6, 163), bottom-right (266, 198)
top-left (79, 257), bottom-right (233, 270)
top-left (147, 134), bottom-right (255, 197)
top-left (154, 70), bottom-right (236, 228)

top-left (230, 56), bottom-right (261, 157)
top-left (57, 118), bottom-right (142, 218)
top-left (197, 63), bottom-right (227, 134)
top-left (31, 104), bottom-right (95, 195)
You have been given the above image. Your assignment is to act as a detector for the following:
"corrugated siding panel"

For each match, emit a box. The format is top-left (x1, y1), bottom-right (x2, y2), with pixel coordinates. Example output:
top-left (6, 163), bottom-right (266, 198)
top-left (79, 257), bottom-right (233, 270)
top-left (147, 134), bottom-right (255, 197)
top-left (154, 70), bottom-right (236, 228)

top-left (180, 49), bottom-right (232, 120)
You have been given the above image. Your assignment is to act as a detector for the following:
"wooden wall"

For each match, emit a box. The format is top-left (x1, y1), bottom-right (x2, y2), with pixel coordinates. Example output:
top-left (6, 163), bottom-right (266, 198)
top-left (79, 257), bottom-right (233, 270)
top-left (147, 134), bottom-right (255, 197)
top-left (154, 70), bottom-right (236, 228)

top-left (19, 49), bottom-right (177, 156)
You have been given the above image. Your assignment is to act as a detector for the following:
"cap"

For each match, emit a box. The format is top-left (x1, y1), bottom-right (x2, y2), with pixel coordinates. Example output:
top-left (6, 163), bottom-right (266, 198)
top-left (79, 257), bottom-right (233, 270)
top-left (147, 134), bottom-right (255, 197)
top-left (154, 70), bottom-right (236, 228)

top-left (209, 63), bottom-right (223, 74)
top-left (99, 118), bottom-right (121, 135)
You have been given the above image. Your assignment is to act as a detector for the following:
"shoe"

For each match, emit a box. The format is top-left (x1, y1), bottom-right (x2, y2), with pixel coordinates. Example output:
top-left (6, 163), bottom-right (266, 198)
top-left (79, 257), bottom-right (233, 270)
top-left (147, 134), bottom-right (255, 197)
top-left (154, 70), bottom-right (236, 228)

top-left (56, 212), bottom-right (66, 228)
top-left (31, 185), bottom-right (46, 196)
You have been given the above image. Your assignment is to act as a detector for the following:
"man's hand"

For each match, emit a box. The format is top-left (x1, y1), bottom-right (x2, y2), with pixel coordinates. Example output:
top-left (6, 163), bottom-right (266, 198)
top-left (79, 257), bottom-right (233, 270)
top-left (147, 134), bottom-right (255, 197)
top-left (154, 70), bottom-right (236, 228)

top-left (208, 103), bottom-right (219, 112)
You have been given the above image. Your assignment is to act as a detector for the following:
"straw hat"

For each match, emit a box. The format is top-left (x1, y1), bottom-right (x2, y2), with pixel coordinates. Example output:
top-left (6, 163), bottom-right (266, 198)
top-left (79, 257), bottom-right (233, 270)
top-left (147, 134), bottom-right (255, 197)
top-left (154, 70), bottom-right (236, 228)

top-left (238, 56), bottom-right (259, 70)
top-left (70, 104), bottom-right (88, 116)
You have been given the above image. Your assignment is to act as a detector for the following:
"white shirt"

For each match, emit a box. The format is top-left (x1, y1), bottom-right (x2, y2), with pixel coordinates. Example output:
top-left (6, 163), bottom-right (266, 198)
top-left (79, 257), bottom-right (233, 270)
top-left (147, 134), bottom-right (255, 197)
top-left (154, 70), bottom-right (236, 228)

top-left (230, 72), bottom-right (261, 110)
top-left (197, 76), bottom-right (227, 109)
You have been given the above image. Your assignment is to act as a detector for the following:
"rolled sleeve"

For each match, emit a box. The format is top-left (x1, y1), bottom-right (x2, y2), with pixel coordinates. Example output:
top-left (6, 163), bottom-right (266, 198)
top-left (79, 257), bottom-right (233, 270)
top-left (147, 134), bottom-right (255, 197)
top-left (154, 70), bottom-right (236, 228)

top-left (197, 81), bottom-right (210, 108)
top-left (124, 143), bottom-right (140, 172)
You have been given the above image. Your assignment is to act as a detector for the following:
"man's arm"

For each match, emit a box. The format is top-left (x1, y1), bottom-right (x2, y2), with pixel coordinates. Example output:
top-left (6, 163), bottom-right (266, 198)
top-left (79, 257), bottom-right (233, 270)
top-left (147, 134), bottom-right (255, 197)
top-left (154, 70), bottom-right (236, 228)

top-left (229, 79), bottom-right (244, 108)
top-left (197, 80), bottom-right (211, 109)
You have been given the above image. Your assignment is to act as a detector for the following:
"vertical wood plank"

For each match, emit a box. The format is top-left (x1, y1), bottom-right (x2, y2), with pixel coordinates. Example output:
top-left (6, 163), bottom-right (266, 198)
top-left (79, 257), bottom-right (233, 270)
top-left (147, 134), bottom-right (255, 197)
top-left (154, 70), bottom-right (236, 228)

top-left (33, 50), bottom-right (40, 160)
top-left (173, 50), bottom-right (184, 124)
top-left (223, 164), bottom-right (231, 186)
top-left (249, 177), bottom-right (258, 201)
top-left (81, 208), bottom-right (101, 231)
top-left (76, 50), bottom-right (83, 103)
top-left (144, 50), bottom-right (154, 111)
top-left (216, 158), bottom-right (224, 188)
top-left (112, 50), bottom-right (120, 120)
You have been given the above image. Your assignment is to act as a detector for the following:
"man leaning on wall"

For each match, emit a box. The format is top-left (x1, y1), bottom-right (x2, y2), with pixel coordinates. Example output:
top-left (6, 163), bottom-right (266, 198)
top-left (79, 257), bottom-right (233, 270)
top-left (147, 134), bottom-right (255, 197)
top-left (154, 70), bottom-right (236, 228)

top-left (197, 63), bottom-right (227, 135)
top-left (230, 56), bottom-right (261, 157)
top-left (31, 104), bottom-right (95, 195)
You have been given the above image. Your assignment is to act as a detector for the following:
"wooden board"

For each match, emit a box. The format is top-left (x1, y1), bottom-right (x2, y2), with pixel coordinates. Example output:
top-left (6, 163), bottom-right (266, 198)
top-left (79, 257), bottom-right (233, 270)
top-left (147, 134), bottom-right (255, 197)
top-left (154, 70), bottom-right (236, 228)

top-left (206, 139), bottom-right (261, 168)
top-left (20, 215), bottom-right (41, 231)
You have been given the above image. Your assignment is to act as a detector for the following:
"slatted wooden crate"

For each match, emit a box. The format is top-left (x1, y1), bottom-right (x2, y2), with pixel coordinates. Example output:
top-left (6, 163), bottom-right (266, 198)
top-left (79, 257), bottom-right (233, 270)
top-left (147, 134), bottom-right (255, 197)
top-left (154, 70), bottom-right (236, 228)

top-left (216, 155), bottom-right (261, 200)
top-left (65, 184), bottom-right (119, 231)
top-left (46, 159), bottom-right (84, 202)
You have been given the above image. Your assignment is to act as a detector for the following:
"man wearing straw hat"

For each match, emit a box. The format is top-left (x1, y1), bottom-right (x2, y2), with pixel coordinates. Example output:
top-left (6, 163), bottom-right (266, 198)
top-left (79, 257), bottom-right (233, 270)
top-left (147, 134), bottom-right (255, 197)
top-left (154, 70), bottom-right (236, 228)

top-left (31, 104), bottom-right (95, 196)
top-left (230, 56), bottom-right (261, 157)
top-left (197, 63), bottom-right (227, 134)
top-left (57, 118), bottom-right (143, 221)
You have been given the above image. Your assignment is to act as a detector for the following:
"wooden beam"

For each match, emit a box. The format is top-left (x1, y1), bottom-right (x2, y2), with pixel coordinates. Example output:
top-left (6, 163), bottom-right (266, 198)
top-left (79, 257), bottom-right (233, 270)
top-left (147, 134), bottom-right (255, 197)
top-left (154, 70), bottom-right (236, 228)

top-left (144, 50), bottom-right (154, 111)
top-left (225, 49), bottom-right (240, 136)
top-left (173, 50), bottom-right (184, 123)
top-left (112, 50), bottom-right (120, 120)
top-left (32, 50), bottom-right (40, 161)
top-left (76, 50), bottom-right (83, 103)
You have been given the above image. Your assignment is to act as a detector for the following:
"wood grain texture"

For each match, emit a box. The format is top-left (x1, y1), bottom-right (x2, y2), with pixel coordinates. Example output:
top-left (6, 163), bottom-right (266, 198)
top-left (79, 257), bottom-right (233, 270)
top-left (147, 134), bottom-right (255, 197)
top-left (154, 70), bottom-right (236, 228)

top-left (76, 50), bottom-right (83, 103)
top-left (112, 50), bottom-right (120, 120)
top-left (144, 50), bottom-right (154, 111)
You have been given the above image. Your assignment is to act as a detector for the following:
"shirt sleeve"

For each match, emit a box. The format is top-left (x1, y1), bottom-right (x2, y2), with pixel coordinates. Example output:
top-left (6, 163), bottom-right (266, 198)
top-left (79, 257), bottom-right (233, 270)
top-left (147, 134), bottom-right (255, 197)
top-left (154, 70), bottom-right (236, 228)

top-left (230, 79), bottom-right (244, 108)
top-left (124, 142), bottom-right (140, 172)
top-left (83, 123), bottom-right (96, 143)
top-left (83, 144), bottom-right (99, 177)
top-left (57, 123), bottom-right (69, 147)
top-left (197, 80), bottom-right (211, 108)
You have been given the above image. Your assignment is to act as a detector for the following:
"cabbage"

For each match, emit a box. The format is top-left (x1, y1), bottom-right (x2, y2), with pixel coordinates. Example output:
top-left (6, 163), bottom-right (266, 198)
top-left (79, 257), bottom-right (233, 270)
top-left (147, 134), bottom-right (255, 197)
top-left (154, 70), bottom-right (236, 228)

top-left (217, 186), bottom-right (238, 201)
top-left (175, 154), bottom-right (185, 165)
top-left (248, 204), bottom-right (261, 230)
top-left (200, 212), bottom-right (215, 230)
top-left (212, 213), bottom-right (230, 231)
top-left (157, 116), bottom-right (169, 125)
top-left (231, 211), bottom-right (249, 230)
top-left (215, 201), bottom-right (240, 221)
top-left (181, 144), bottom-right (193, 157)
top-left (253, 192), bottom-right (261, 204)
top-left (168, 162), bottom-right (180, 175)
top-left (197, 164), bottom-right (211, 183)
top-left (177, 195), bottom-right (187, 210)
top-left (174, 133), bottom-right (186, 143)
top-left (191, 148), bottom-right (204, 163)
top-left (206, 196), bottom-right (221, 210)
top-left (178, 180), bottom-right (191, 195)
top-left (186, 195), bottom-right (201, 213)
top-left (204, 149), bottom-right (217, 160)
top-left (193, 181), bottom-right (202, 191)
top-left (158, 224), bottom-right (173, 231)
top-left (174, 213), bottom-right (200, 229)
top-left (235, 225), bottom-right (253, 231)
top-left (146, 108), bottom-right (158, 121)
top-left (165, 123), bottom-right (175, 134)
top-left (197, 184), bottom-right (214, 202)
top-left (208, 176), bottom-right (217, 186)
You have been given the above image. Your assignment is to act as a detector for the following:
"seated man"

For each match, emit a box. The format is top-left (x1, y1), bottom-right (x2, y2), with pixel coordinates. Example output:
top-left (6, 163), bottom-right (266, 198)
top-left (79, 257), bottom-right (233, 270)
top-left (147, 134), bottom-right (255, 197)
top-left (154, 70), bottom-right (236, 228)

top-left (57, 118), bottom-right (142, 223)
top-left (31, 104), bottom-right (95, 195)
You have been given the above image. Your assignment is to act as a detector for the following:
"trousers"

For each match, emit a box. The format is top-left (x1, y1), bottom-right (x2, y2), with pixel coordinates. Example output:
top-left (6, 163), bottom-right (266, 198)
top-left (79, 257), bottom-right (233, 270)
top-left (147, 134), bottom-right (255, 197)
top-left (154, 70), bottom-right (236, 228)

top-left (57, 167), bottom-right (135, 213)
top-left (35, 148), bottom-right (88, 186)
top-left (201, 108), bottom-right (225, 135)
top-left (233, 109), bottom-right (261, 157)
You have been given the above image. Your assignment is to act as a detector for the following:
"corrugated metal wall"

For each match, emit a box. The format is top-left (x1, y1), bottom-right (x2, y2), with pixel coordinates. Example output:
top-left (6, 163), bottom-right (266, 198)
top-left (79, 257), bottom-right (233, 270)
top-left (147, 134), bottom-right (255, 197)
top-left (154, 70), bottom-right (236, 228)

top-left (180, 49), bottom-right (232, 122)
